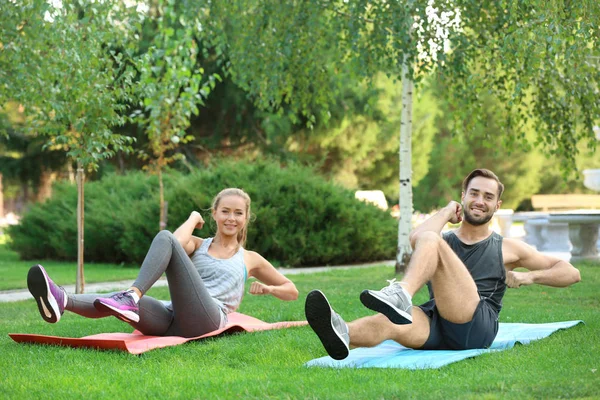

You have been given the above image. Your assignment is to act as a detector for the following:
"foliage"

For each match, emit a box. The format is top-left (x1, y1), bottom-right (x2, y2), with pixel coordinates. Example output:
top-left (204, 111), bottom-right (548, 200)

top-left (413, 73), bottom-right (599, 212)
top-left (274, 74), bottom-right (438, 198)
top-left (130, 0), bottom-right (220, 229)
top-left (8, 160), bottom-right (397, 266)
top-left (414, 80), bottom-right (548, 211)
top-left (0, 0), bottom-right (140, 170)
top-left (354, 75), bottom-right (439, 198)
top-left (132, 0), bottom-right (219, 173)
top-left (204, 0), bottom-right (599, 175)
top-left (442, 0), bottom-right (600, 176)
top-left (0, 103), bottom-right (66, 201)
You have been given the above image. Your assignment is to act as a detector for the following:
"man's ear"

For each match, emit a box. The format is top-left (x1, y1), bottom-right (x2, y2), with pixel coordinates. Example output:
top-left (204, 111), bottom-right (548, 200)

top-left (461, 191), bottom-right (465, 202)
top-left (495, 200), bottom-right (503, 211)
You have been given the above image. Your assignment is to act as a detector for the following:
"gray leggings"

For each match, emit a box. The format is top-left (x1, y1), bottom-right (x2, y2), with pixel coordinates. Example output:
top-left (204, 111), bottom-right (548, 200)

top-left (66, 230), bottom-right (223, 337)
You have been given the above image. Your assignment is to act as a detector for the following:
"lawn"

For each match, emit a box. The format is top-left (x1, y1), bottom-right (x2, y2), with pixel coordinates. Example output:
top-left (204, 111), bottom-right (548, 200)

top-left (0, 260), bottom-right (598, 399)
top-left (0, 243), bottom-right (141, 291)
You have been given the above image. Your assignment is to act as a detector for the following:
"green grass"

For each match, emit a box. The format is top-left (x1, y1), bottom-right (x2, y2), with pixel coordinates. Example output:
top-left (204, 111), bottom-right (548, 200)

top-left (0, 244), bottom-right (141, 291)
top-left (1, 261), bottom-right (598, 399)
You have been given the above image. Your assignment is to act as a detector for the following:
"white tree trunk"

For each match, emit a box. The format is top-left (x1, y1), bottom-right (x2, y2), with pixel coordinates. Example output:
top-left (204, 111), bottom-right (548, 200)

top-left (76, 163), bottom-right (85, 294)
top-left (395, 61), bottom-right (414, 274)
top-left (0, 173), bottom-right (4, 219)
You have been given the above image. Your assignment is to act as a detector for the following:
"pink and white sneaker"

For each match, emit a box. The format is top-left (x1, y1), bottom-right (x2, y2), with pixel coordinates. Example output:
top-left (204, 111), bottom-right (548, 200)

top-left (94, 291), bottom-right (140, 323)
top-left (27, 264), bottom-right (68, 323)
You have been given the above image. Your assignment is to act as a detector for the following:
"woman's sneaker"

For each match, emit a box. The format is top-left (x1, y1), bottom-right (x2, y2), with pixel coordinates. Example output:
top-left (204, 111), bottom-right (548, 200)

top-left (94, 291), bottom-right (140, 323)
top-left (360, 278), bottom-right (413, 324)
top-left (27, 264), bottom-right (67, 323)
top-left (305, 290), bottom-right (350, 360)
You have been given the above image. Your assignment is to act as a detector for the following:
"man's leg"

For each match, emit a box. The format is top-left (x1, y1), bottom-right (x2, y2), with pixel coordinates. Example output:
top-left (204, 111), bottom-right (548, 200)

top-left (348, 308), bottom-right (431, 349)
top-left (397, 231), bottom-right (480, 323)
top-left (305, 290), bottom-right (432, 360)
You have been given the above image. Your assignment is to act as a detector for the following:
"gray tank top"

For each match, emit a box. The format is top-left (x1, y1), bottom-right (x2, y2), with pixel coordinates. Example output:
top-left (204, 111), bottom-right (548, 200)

top-left (436, 231), bottom-right (507, 314)
top-left (190, 238), bottom-right (247, 317)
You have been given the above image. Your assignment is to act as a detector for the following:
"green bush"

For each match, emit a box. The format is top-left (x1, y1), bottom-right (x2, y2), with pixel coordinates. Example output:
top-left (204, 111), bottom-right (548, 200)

top-left (8, 160), bottom-right (397, 267)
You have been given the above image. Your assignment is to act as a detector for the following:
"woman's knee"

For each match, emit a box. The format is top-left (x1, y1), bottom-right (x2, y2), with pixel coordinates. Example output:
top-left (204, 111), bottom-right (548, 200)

top-left (152, 230), bottom-right (177, 246)
top-left (155, 230), bottom-right (174, 241)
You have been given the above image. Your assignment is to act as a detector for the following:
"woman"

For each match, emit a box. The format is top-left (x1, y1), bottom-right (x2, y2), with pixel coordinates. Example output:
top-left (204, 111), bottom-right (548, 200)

top-left (27, 188), bottom-right (299, 337)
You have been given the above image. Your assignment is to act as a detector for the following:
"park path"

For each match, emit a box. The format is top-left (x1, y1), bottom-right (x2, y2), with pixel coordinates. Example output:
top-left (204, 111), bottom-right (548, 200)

top-left (0, 260), bottom-right (396, 303)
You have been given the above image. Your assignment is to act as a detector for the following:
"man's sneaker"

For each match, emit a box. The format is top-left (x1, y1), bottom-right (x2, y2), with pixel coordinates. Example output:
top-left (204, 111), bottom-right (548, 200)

top-left (360, 278), bottom-right (413, 325)
top-left (305, 290), bottom-right (350, 360)
top-left (27, 264), bottom-right (67, 324)
top-left (94, 291), bottom-right (140, 323)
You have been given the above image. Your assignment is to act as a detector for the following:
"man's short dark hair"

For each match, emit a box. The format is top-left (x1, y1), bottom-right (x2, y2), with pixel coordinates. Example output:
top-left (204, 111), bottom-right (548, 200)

top-left (462, 169), bottom-right (504, 200)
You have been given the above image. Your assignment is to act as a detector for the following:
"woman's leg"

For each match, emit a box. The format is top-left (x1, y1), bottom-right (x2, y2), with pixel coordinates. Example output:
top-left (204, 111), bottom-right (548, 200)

top-left (27, 264), bottom-right (174, 335)
top-left (67, 292), bottom-right (174, 336)
top-left (30, 231), bottom-right (222, 337)
top-left (99, 230), bottom-right (222, 337)
top-left (142, 230), bottom-right (223, 337)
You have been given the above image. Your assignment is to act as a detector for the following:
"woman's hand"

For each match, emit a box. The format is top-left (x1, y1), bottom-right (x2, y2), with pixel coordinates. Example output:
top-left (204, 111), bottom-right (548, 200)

top-left (249, 281), bottom-right (272, 296)
top-left (190, 211), bottom-right (204, 230)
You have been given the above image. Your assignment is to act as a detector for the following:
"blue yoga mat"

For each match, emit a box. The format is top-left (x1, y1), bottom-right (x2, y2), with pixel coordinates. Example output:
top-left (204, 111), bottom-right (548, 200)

top-left (305, 320), bottom-right (583, 369)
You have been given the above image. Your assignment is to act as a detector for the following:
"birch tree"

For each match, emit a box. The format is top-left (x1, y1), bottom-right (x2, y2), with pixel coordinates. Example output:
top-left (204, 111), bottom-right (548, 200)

top-left (202, 0), bottom-right (599, 272)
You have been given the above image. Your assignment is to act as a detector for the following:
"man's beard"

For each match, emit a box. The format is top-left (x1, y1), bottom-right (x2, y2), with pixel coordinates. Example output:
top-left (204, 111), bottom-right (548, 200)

top-left (462, 206), bottom-right (494, 226)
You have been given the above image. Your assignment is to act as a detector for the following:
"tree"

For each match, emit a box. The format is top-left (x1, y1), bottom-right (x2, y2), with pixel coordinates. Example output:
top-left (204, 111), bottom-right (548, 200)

top-left (131, 0), bottom-right (218, 230)
top-left (0, 0), bottom-right (140, 292)
top-left (0, 103), bottom-right (67, 206)
top-left (201, 0), bottom-right (599, 272)
top-left (414, 82), bottom-right (548, 212)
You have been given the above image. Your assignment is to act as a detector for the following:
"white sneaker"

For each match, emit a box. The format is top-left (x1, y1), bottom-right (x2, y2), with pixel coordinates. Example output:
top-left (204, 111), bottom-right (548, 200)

top-left (305, 290), bottom-right (350, 360)
top-left (360, 279), bottom-right (413, 324)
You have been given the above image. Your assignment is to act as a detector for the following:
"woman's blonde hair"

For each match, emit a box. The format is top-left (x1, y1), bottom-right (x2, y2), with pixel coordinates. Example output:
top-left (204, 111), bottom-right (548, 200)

top-left (211, 188), bottom-right (252, 248)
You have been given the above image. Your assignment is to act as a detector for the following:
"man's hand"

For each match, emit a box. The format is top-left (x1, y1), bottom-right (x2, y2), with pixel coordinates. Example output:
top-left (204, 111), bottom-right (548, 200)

top-left (444, 201), bottom-right (463, 224)
top-left (190, 211), bottom-right (204, 230)
top-left (249, 281), bottom-right (272, 296)
top-left (506, 270), bottom-right (534, 288)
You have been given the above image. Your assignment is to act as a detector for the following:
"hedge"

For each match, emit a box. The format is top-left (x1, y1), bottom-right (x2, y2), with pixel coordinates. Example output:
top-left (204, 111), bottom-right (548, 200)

top-left (8, 160), bottom-right (398, 267)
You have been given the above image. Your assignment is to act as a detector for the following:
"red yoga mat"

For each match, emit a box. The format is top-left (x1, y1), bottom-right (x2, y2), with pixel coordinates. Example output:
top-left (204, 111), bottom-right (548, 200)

top-left (9, 312), bottom-right (307, 355)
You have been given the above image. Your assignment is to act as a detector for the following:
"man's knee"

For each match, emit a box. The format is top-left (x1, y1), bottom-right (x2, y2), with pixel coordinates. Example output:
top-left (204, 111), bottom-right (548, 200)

top-left (413, 231), bottom-right (443, 248)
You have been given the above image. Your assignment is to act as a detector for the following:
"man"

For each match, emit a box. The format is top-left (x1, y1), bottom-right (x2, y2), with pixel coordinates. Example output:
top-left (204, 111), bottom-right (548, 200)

top-left (305, 169), bottom-right (581, 360)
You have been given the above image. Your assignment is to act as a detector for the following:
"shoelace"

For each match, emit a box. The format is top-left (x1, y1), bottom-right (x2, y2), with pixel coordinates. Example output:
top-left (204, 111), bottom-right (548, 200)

top-left (380, 278), bottom-right (403, 296)
top-left (113, 291), bottom-right (132, 301)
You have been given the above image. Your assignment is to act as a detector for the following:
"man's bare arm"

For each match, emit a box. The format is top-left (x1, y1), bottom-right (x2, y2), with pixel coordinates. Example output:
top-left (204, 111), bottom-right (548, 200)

top-left (409, 201), bottom-right (462, 248)
top-left (504, 238), bottom-right (581, 288)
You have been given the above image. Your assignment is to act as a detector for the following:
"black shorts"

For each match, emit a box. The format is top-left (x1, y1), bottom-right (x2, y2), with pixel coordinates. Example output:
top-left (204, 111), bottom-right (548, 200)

top-left (418, 298), bottom-right (499, 350)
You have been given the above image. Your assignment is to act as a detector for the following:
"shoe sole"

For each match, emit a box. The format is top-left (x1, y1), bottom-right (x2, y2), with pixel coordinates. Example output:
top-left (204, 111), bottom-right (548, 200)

top-left (305, 290), bottom-right (349, 360)
top-left (27, 265), bottom-right (61, 324)
top-left (360, 290), bottom-right (413, 325)
top-left (94, 300), bottom-right (140, 323)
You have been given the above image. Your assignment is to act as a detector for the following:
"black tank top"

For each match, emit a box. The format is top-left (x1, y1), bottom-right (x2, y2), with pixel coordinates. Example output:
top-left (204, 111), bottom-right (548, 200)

top-left (429, 231), bottom-right (507, 314)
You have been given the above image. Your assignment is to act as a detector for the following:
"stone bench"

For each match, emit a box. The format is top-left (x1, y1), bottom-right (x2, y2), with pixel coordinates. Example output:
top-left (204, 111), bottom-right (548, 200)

top-left (511, 212), bottom-right (571, 252)
top-left (495, 209), bottom-right (599, 262)
top-left (548, 212), bottom-right (600, 262)
top-left (531, 194), bottom-right (600, 211)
